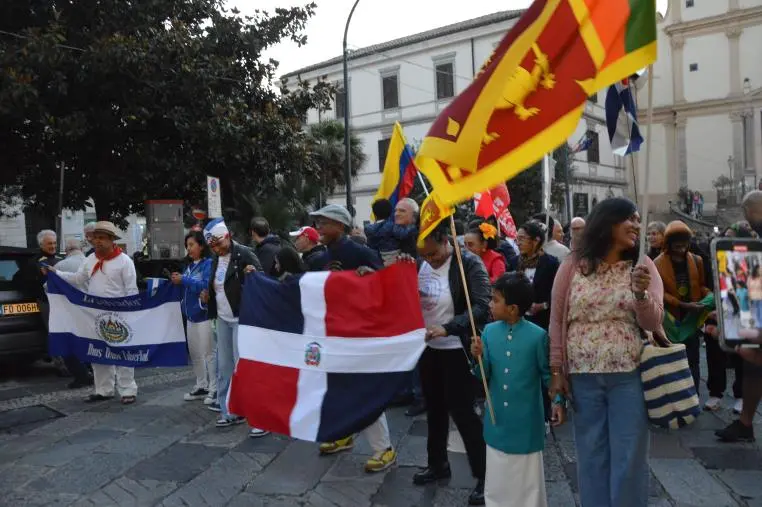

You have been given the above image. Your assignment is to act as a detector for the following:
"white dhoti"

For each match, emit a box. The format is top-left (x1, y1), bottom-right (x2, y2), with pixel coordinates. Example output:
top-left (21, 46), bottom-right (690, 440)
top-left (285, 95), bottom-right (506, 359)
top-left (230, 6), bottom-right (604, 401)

top-left (485, 446), bottom-right (547, 507)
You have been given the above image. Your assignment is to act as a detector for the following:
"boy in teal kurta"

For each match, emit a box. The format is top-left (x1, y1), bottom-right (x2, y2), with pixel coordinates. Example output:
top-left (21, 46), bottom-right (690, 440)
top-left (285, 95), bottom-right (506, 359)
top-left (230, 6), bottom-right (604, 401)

top-left (471, 272), bottom-right (565, 507)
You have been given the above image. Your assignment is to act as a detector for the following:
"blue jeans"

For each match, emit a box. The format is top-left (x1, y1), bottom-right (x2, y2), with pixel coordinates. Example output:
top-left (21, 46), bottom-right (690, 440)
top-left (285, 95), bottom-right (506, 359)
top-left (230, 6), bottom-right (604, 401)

top-left (571, 371), bottom-right (650, 507)
top-left (216, 318), bottom-right (240, 420)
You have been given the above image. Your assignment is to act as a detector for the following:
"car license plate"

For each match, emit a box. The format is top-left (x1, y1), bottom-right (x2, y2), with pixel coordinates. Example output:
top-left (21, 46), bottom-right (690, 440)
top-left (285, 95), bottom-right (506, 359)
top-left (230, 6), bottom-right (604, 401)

top-left (0, 302), bottom-right (40, 316)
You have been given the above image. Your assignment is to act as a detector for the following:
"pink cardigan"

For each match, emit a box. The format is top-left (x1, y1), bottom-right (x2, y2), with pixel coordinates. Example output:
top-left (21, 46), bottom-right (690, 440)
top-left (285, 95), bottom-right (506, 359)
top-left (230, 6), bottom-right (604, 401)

top-left (549, 255), bottom-right (665, 371)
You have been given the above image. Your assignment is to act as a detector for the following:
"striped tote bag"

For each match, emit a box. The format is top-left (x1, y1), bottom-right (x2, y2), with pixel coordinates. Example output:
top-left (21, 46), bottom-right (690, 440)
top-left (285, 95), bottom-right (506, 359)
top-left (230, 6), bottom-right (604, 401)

top-left (639, 332), bottom-right (701, 429)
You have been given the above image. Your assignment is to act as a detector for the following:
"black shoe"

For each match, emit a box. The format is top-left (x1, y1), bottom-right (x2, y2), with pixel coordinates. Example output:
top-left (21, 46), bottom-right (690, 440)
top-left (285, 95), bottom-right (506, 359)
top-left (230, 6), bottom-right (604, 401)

top-left (84, 394), bottom-right (113, 403)
top-left (468, 480), bottom-right (485, 505)
top-left (715, 420), bottom-right (755, 442)
top-left (405, 402), bottom-right (426, 417)
top-left (413, 464), bottom-right (451, 485)
top-left (68, 377), bottom-right (94, 389)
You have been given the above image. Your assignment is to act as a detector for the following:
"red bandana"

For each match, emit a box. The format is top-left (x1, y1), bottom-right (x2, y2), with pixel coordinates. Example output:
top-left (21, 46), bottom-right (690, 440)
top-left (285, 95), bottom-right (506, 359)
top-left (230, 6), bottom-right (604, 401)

top-left (91, 246), bottom-right (123, 276)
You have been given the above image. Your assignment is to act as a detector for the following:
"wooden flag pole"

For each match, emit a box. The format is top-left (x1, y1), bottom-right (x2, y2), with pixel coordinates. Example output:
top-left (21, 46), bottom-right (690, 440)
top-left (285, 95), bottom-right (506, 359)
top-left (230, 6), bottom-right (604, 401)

top-left (638, 65), bottom-right (655, 260)
top-left (416, 168), bottom-right (495, 423)
top-left (543, 154), bottom-right (552, 243)
top-left (448, 215), bottom-right (497, 425)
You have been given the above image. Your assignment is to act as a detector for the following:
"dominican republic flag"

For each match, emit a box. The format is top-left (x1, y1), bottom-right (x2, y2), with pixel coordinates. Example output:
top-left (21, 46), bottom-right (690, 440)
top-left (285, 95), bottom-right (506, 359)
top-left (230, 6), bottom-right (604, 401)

top-left (228, 263), bottom-right (426, 442)
top-left (605, 78), bottom-right (644, 156)
top-left (46, 273), bottom-right (187, 367)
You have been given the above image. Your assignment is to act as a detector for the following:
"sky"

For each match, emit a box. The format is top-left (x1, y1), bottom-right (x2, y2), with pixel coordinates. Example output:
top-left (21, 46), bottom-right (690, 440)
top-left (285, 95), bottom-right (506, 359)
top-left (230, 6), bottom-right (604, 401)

top-left (231, 0), bottom-right (670, 78)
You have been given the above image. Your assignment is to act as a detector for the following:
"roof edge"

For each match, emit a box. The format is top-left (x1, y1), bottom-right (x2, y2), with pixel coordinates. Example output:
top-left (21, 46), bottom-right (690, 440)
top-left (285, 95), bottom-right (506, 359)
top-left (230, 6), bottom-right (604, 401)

top-left (281, 9), bottom-right (523, 80)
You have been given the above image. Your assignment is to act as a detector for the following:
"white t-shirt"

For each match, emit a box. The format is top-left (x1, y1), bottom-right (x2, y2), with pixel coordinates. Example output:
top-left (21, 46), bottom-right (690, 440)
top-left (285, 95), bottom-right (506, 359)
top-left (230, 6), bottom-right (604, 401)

top-left (214, 254), bottom-right (236, 322)
top-left (544, 240), bottom-right (570, 263)
top-left (418, 256), bottom-right (462, 350)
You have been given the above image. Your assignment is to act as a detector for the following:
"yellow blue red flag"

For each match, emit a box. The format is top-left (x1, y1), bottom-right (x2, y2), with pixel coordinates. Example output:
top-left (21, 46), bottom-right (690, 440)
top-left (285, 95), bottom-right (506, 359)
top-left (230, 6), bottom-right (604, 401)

top-left (372, 122), bottom-right (419, 219)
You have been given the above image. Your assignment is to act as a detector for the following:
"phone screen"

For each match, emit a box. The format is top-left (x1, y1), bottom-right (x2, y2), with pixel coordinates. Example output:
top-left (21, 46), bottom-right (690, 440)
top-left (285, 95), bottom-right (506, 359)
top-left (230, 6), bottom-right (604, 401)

top-left (712, 238), bottom-right (762, 348)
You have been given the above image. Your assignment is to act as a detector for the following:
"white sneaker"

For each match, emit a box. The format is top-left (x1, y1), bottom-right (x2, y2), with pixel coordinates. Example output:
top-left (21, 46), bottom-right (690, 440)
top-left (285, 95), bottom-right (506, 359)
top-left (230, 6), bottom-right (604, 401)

top-left (734, 399), bottom-right (744, 414)
top-left (204, 393), bottom-right (217, 406)
top-left (249, 427), bottom-right (270, 438)
top-left (704, 397), bottom-right (722, 412)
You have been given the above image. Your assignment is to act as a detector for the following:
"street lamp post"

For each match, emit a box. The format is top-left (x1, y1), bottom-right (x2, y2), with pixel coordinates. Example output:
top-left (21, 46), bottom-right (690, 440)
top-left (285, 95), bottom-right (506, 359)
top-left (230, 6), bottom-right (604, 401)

top-left (342, 0), bottom-right (361, 218)
top-left (743, 78), bottom-right (754, 190)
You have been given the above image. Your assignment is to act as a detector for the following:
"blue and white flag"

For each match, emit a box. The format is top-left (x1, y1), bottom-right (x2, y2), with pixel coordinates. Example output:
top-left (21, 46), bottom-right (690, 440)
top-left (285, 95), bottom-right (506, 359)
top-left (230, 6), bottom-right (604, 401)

top-left (605, 78), bottom-right (643, 156)
top-left (572, 134), bottom-right (593, 153)
top-left (46, 273), bottom-right (187, 367)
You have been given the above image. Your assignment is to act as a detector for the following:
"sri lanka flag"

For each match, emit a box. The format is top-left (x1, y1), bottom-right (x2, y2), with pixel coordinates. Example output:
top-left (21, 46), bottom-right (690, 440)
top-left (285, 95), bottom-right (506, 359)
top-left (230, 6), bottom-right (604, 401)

top-left (228, 263), bottom-right (426, 442)
top-left (414, 0), bottom-right (657, 215)
top-left (372, 122), bottom-right (419, 218)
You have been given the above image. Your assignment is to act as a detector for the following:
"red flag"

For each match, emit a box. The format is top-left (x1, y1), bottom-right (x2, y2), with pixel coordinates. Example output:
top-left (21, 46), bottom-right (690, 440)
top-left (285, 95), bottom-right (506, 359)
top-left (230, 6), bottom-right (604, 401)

top-left (474, 191), bottom-right (495, 218)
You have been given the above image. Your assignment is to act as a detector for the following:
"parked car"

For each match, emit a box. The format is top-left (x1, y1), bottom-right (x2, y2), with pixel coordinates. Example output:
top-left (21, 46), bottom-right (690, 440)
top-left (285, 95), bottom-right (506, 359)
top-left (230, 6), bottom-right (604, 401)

top-left (0, 246), bottom-right (46, 361)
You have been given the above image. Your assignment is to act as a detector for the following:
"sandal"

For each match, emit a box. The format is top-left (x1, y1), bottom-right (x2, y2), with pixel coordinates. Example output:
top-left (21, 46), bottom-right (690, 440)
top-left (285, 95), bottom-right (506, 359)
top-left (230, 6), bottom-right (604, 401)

top-left (121, 396), bottom-right (136, 405)
top-left (85, 394), bottom-right (113, 403)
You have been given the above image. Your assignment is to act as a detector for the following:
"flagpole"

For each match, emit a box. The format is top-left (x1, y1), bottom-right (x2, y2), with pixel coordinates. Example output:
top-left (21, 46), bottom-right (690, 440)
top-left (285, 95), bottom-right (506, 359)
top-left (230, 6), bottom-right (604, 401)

top-left (627, 79), bottom-right (640, 205)
top-left (418, 170), bottom-right (497, 424)
top-left (639, 65), bottom-right (655, 260)
top-left (543, 154), bottom-right (552, 243)
top-left (448, 216), bottom-right (497, 425)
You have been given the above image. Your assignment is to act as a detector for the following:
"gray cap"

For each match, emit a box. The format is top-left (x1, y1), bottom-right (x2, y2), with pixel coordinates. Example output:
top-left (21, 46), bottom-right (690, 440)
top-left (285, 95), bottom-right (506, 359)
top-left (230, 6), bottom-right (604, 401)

top-left (310, 204), bottom-right (352, 227)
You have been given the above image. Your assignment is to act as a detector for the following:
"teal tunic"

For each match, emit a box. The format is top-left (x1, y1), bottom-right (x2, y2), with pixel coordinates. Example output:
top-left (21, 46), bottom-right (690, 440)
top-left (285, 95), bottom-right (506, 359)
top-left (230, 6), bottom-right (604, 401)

top-left (474, 318), bottom-right (550, 455)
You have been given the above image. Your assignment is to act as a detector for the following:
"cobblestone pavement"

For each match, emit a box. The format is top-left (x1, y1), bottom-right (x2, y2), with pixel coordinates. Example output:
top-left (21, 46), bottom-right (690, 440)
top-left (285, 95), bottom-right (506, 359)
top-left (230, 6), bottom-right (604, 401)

top-left (1, 354), bottom-right (762, 507)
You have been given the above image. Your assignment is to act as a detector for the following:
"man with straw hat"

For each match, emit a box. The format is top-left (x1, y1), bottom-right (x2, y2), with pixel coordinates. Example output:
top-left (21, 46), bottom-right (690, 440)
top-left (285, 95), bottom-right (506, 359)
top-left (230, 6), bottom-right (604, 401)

top-left (47, 221), bottom-right (140, 404)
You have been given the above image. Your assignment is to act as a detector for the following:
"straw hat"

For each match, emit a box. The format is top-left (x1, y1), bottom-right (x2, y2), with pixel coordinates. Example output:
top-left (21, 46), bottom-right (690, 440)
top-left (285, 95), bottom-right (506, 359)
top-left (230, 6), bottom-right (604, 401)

top-left (92, 221), bottom-right (122, 240)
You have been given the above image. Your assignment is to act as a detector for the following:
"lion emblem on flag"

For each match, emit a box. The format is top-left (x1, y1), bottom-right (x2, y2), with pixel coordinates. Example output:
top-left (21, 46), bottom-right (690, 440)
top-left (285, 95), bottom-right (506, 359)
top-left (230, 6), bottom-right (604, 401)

top-left (95, 313), bottom-right (132, 344)
top-left (304, 342), bottom-right (322, 367)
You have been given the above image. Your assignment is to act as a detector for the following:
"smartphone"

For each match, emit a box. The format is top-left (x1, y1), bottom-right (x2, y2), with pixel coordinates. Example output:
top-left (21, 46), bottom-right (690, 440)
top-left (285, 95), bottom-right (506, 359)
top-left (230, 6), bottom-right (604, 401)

top-left (711, 237), bottom-right (762, 351)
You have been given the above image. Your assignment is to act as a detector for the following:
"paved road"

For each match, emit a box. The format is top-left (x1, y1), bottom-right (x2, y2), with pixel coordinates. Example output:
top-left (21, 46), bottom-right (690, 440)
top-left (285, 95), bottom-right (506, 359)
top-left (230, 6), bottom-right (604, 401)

top-left (1, 355), bottom-right (761, 507)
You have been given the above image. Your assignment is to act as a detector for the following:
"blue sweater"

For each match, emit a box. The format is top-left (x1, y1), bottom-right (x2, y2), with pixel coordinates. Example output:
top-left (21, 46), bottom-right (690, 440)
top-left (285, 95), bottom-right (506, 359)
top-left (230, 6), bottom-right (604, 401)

top-left (365, 220), bottom-right (418, 253)
top-left (181, 258), bottom-right (212, 322)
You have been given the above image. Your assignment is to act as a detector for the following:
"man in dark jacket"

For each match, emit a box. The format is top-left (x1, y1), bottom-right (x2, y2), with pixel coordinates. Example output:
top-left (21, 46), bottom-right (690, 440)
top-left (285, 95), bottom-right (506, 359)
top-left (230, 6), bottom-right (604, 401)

top-left (308, 204), bottom-right (383, 272)
top-left (202, 218), bottom-right (267, 438)
top-left (307, 204), bottom-right (397, 474)
top-left (250, 217), bottom-right (281, 276)
top-left (289, 226), bottom-right (326, 271)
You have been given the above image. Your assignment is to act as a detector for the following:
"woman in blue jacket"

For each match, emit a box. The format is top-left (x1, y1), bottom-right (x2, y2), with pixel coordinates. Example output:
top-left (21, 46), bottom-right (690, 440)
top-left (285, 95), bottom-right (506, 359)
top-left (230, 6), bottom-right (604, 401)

top-left (171, 231), bottom-right (215, 404)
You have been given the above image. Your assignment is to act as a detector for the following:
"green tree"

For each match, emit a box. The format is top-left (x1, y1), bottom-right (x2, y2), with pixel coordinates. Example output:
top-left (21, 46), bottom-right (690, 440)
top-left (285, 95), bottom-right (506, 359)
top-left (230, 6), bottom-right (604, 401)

top-left (307, 120), bottom-right (367, 194)
top-left (0, 0), bottom-right (333, 228)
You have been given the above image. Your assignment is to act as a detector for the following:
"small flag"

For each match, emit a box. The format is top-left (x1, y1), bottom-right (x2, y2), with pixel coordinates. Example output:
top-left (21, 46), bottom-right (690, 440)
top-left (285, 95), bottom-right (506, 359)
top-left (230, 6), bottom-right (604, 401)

top-left (572, 134), bottom-right (592, 153)
top-left (605, 79), bottom-right (643, 156)
top-left (372, 122), bottom-right (418, 219)
top-left (228, 264), bottom-right (426, 442)
top-left (46, 273), bottom-right (187, 367)
top-left (417, 192), bottom-right (453, 247)
top-left (414, 0), bottom-right (657, 208)
top-left (474, 191), bottom-right (495, 218)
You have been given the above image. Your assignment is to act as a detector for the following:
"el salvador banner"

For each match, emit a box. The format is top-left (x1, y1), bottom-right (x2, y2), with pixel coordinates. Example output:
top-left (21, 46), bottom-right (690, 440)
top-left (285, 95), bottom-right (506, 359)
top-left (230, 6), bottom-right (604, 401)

top-left (228, 263), bottom-right (426, 442)
top-left (46, 273), bottom-right (188, 367)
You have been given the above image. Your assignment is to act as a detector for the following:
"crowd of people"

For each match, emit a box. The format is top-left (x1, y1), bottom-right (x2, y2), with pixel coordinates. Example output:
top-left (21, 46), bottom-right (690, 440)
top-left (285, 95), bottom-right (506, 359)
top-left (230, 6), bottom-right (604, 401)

top-left (30, 190), bottom-right (762, 507)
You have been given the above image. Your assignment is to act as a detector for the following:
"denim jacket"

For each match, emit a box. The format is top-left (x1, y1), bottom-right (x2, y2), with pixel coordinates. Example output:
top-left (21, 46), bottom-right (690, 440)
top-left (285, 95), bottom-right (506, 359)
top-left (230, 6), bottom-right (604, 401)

top-left (182, 257), bottom-right (212, 322)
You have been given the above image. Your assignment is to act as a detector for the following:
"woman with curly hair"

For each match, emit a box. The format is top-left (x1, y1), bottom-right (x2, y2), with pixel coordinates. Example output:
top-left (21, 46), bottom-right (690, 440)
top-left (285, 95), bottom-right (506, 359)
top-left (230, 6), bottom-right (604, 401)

top-left (464, 222), bottom-right (507, 283)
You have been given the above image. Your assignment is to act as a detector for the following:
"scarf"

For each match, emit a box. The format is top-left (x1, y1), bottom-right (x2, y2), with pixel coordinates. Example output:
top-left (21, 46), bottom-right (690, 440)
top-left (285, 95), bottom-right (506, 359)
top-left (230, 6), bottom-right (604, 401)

top-left (518, 251), bottom-right (541, 271)
top-left (91, 246), bottom-right (123, 276)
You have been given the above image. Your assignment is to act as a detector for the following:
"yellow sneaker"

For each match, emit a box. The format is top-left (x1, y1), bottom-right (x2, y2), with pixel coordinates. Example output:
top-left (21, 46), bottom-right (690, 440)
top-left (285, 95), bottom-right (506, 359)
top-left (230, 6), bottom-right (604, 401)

top-left (319, 436), bottom-right (354, 455)
top-left (364, 447), bottom-right (397, 473)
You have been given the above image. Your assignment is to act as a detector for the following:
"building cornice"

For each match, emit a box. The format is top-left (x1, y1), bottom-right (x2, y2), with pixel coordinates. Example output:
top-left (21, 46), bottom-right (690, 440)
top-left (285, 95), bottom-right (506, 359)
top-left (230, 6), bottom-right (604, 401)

top-left (664, 6), bottom-right (762, 38)
top-left (641, 92), bottom-right (762, 123)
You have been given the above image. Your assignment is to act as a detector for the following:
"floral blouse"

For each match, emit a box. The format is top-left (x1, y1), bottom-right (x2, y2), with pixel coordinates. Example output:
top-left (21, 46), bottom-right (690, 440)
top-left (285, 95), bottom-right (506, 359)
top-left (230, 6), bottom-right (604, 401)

top-left (566, 261), bottom-right (642, 373)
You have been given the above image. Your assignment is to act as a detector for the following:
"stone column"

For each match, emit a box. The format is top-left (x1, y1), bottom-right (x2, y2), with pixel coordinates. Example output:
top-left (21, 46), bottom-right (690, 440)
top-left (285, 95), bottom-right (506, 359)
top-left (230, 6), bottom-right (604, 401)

top-left (676, 117), bottom-right (688, 188)
top-left (664, 120), bottom-right (679, 195)
top-left (671, 35), bottom-right (685, 104)
top-left (726, 26), bottom-right (743, 97)
top-left (730, 111), bottom-right (745, 188)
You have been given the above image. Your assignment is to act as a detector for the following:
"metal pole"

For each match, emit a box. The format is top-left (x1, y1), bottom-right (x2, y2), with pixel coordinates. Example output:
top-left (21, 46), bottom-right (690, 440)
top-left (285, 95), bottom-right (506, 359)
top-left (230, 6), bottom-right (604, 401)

top-left (57, 163), bottom-right (64, 252)
top-left (342, 0), bottom-right (361, 218)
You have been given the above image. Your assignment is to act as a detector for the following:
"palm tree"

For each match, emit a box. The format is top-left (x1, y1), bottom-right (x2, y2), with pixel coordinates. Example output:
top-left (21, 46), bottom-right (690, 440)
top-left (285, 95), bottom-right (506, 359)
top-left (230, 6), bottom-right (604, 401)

top-left (307, 120), bottom-right (367, 193)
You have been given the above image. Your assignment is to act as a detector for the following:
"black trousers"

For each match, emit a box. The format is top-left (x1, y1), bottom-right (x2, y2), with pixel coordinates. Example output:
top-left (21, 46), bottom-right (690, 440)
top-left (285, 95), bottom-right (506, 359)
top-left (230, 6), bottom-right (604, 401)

top-left (684, 334), bottom-right (701, 394)
top-left (420, 347), bottom-right (486, 480)
top-left (706, 334), bottom-right (743, 399)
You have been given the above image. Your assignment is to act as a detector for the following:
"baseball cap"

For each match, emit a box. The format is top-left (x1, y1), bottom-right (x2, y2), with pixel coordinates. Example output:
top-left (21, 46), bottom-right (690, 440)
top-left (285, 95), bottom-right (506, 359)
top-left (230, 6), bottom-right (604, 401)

top-left (289, 226), bottom-right (319, 243)
top-left (309, 204), bottom-right (352, 227)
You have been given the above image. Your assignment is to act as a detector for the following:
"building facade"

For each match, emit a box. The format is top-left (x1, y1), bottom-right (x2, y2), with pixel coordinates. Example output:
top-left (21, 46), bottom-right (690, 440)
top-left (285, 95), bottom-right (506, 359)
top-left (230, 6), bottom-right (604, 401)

top-left (283, 10), bottom-right (629, 226)
top-left (637, 0), bottom-right (762, 214)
